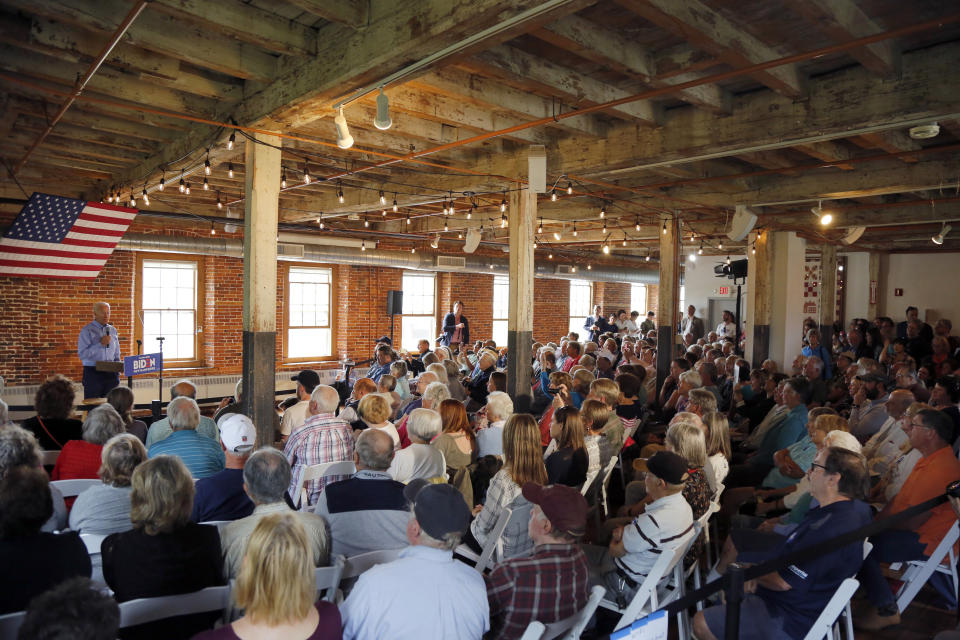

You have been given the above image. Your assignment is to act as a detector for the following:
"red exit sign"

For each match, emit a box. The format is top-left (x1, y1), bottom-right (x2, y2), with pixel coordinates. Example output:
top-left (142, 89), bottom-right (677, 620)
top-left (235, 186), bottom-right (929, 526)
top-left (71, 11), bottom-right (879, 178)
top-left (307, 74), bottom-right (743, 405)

top-left (718, 286), bottom-right (729, 295)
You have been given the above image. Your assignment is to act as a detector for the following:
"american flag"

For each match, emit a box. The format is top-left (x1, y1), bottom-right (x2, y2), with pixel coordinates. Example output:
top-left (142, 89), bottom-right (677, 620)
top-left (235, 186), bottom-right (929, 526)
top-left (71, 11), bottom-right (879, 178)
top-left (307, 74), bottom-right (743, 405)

top-left (0, 193), bottom-right (137, 279)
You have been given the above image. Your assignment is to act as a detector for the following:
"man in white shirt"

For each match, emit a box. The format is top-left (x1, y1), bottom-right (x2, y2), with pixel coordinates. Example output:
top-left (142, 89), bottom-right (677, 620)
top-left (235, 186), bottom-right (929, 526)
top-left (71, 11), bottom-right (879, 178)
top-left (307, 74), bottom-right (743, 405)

top-left (716, 310), bottom-right (737, 340)
top-left (340, 479), bottom-right (489, 640)
top-left (280, 369), bottom-right (320, 439)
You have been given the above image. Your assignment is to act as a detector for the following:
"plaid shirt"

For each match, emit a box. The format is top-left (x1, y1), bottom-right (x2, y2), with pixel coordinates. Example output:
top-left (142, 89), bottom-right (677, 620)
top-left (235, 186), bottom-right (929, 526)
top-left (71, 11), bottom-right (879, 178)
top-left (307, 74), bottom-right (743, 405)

top-left (284, 412), bottom-right (355, 507)
top-left (485, 543), bottom-right (591, 640)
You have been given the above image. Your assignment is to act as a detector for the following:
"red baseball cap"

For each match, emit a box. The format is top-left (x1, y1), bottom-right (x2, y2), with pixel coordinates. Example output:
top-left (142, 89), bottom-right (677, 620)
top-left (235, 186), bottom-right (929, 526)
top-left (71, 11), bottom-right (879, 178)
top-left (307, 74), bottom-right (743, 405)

top-left (521, 483), bottom-right (588, 537)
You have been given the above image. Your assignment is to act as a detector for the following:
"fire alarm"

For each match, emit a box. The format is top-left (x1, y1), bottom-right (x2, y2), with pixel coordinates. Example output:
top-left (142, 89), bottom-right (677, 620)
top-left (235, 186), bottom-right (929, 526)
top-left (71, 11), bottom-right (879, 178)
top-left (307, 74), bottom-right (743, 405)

top-left (894, 288), bottom-right (903, 296)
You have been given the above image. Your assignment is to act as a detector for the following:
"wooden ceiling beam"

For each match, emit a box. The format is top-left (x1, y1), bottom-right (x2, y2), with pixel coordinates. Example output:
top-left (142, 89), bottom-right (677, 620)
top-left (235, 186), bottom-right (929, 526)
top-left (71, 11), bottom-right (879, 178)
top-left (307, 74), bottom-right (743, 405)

top-left (852, 130), bottom-right (922, 163)
top-left (616, 0), bottom-right (803, 97)
top-left (10, 115), bottom-right (157, 154)
top-left (1, 0), bottom-right (278, 82)
top-left (470, 44), bottom-right (659, 123)
top-left (5, 95), bottom-right (178, 143)
top-left (787, 0), bottom-right (898, 76)
top-left (792, 141), bottom-right (855, 170)
top-left (283, 0), bottom-right (369, 30)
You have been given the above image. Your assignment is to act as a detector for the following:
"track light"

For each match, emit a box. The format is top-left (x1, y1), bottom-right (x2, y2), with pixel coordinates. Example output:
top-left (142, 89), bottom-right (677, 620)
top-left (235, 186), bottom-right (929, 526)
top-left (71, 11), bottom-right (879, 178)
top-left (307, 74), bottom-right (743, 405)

top-left (204, 155), bottom-right (211, 175)
top-left (374, 87), bottom-right (392, 130)
top-left (334, 107), bottom-right (354, 149)
top-left (932, 223), bottom-right (952, 245)
top-left (228, 163), bottom-right (234, 179)
top-left (227, 132), bottom-right (235, 150)
top-left (141, 188), bottom-right (149, 207)
top-left (216, 192), bottom-right (222, 209)
top-left (337, 183), bottom-right (345, 204)
top-left (281, 168), bottom-right (287, 189)
top-left (551, 189), bottom-right (557, 202)
top-left (203, 177), bottom-right (209, 190)
top-left (812, 200), bottom-right (832, 226)
top-left (379, 190), bottom-right (386, 206)
top-left (158, 170), bottom-right (165, 191)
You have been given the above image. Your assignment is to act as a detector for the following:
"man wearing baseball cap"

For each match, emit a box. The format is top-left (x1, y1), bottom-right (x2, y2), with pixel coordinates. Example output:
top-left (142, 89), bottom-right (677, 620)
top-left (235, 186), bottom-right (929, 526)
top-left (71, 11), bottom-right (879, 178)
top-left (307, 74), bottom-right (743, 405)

top-left (340, 479), bottom-right (489, 640)
top-left (485, 483), bottom-right (592, 639)
top-left (585, 450), bottom-right (695, 606)
top-left (190, 413), bottom-right (257, 522)
top-left (280, 369), bottom-right (320, 439)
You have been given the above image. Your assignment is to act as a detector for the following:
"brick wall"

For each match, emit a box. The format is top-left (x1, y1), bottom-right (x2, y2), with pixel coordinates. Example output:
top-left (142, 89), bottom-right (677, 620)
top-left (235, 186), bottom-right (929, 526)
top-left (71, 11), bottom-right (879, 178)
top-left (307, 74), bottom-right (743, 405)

top-left (0, 248), bottom-right (646, 386)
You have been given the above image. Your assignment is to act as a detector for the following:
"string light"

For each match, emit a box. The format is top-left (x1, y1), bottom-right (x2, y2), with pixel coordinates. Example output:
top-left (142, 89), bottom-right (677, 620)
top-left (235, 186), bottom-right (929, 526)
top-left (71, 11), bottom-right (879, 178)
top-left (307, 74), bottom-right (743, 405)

top-left (635, 216), bottom-right (640, 232)
top-left (185, 182), bottom-right (191, 195)
top-left (573, 223), bottom-right (578, 237)
top-left (442, 199), bottom-right (448, 215)
top-left (128, 193), bottom-right (136, 208)
top-left (361, 239), bottom-right (366, 251)
top-left (303, 164), bottom-right (311, 184)
top-left (210, 224), bottom-right (216, 236)
top-left (141, 188), bottom-right (149, 207)
top-left (500, 192), bottom-right (507, 213)
top-left (457, 232), bottom-right (462, 239)
top-left (392, 195), bottom-right (398, 212)
top-left (363, 216), bottom-right (369, 228)
top-left (500, 212), bottom-right (508, 228)
top-left (318, 214), bottom-right (324, 229)
top-left (179, 170), bottom-right (185, 193)
top-left (587, 264), bottom-right (592, 270)
top-left (599, 204), bottom-right (606, 219)
top-left (551, 189), bottom-right (557, 202)
top-left (444, 221), bottom-right (449, 232)
top-left (533, 240), bottom-right (537, 249)
top-left (227, 132), bottom-right (235, 150)
top-left (567, 182), bottom-right (573, 195)
top-left (548, 253), bottom-right (553, 259)
top-left (537, 218), bottom-right (543, 234)
top-left (571, 266), bottom-right (576, 273)
top-left (751, 244), bottom-right (757, 255)
top-left (602, 244), bottom-right (610, 255)
top-left (337, 183), bottom-right (344, 203)
top-left (622, 236), bottom-right (627, 247)
top-left (204, 154), bottom-right (211, 175)
top-left (468, 204), bottom-right (475, 219)
top-left (379, 190), bottom-right (386, 206)
top-left (602, 222), bottom-right (607, 234)
top-left (411, 247), bottom-right (416, 254)
top-left (382, 208), bottom-right (387, 216)
top-left (158, 170), bottom-right (165, 191)
top-left (227, 163), bottom-right (234, 179)
top-left (645, 254), bottom-right (650, 262)
top-left (281, 168), bottom-right (287, 189)
top-left (216, 192), bottom-right (222, 209)
top-left (698, 241), bottom-right (703, 255)
top-left (689, 252), bottom-right (697, 262)
top-left (726, 255), bottom-right (731, 265)
top-left (406, 214), bottom-right (411, 225)
top-left (662, 221), bottom-right (667, 234)
top-left (203, 176), bottom-right (210, 190)
top-left (718, 240), bottom-right (723, 249)
top-left (553, 231), bottom-right (561, 241)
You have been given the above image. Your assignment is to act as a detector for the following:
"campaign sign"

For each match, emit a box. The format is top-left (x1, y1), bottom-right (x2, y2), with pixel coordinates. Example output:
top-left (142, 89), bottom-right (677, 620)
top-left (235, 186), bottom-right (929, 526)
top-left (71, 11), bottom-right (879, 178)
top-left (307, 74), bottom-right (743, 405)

top-left (124, 353), bottom-right (163, 377)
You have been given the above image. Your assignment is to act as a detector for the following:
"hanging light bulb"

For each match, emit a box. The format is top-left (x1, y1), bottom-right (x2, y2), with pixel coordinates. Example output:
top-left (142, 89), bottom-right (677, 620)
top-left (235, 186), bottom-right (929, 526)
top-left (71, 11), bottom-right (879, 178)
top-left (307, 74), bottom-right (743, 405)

top-left (373, 87), bottom-right (392, 130)
top-left (537, 218), bottom-right (543, 234)
top-left (500, 212), bottom-right (508, 228)
top-left (726, 255), bottom-right (731, 265)
top-left (406, 214), bottom-right (411, 225)
top-left (662, 221), bottom-right (667, 234)
top-left (216, 192), bottom-right (222, 209)
top-left (548, 253), bottom-right (553, 259)
top-left (392, 196), bottom-right (398, 213)
top-left (411, 247), bottom-right (416, 254)
top-left (210, 224), bottom-right (216, 235)
top-left (442, 199), bottom-right (448, 215)
top-left (128, 193), bottom-right (136, 208)
top-left (379, 190), bottom-right (386, 206)
top-left (551, 189), bottom-right (557, 202)
top-left (185, 182), bottom-right (191, 195)
top-left (571, 266), bottom-right (576, 273)
top-left (444, 221), bottom-right (448, 232)
top-left (718, 240), bottom-right (723, 249)
top-left (334, 107), bottom-right (354, 149)
top-left (751, 244), bottom-right (757, 255)
top-left (363, 216), bottom-right (369, 228)
top-left (227, 131), bottom-right (235, 150)
top-left (281, 168), bottom-right (287, 189)
top-left (567, 182), bottom-right (573, 195)
top-left (228, 163), bottom-right (234, 179)
top-left (141, 188), bottom-right (149, 207)
top-left (698, 241), bottom-right (703, 255)
top-left (689, 252), bottom-right (697, 262)
top-left (602, 244), bottom-right (610, 255)
top-left (158, 170), bottom-right (165, 191)
top-left (635, 216), bottom-right (640, 232)
top-left (645, 254), bottom-right (650, 262)
top-left (553, 231), bottom-right (561, 241)
top-left (599, 205), bottom-right (606, 219)
top-left (382, 209), bottom-right (387, 217)
top-left (457, 232), bottom-right (462, 239)
top-left (573, 223), bottom-right (578, 237)
top-left (468, 204), bottom-right (475, 219)
top-left (361, 239), bottom-right (366, 251)
top-left (622, 236), bottom-right (627, 247)
top-left (533, 240), bottom-right (538, 249)
top-left (587, 264), bottom-right (592, 270)
top-left (602, 222), bottom-right (607, 234)
top-left (203, 176), bottom-right (210, 190)
top-left (318, 214), bottom-right (324, 229)
top-left (500, 197), bottom-right (507, 213)
top-left (337, 183), bottom-right (344, 204)
top-left (303, 164), bottom-right (311, 184)
top-left (204, 155), bottom-right (211, 175)
top-left (179, 170), bottom-right (185, 193)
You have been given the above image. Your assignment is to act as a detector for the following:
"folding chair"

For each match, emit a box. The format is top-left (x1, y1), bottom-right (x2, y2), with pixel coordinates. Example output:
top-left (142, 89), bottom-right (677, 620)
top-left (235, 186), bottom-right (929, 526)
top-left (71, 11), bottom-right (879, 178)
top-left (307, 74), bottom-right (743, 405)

top-left (336, 548), bottom-right (403, 603)
top-left (529, 585), bottom-right (606, 640)
top-left (80, 532), bottom-right (109, 589)
top-left (118, 585), bottom-right (231, 629)
top-left (315, 554), bottom-right (346, 603)
top-left (598, 541), bottom-right (689, 632)
top-left (0, 611), bottom-right (25, 638)
top-left (520, 621), bottom-right (546, 640)
top-left (50, 478), bottom-right (100, 498)
top-left (455, 507), bottom-right (513, 574)
top-left (802, 578), bottom-right (860, 640)
top-left (892, 521), bottom-right (960, 613)
top-left (297, 460), bottom-right (356, 509)
top-left (198, 520), bottom-right (231, 533)
top-left (598, 455), bottom-right (619, 519)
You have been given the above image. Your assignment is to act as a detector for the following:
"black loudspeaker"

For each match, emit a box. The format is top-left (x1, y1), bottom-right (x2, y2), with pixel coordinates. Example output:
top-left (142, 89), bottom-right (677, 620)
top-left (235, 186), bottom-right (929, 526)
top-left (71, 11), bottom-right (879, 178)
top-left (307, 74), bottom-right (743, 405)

top-left (386, 290), bottom-right (403, 316)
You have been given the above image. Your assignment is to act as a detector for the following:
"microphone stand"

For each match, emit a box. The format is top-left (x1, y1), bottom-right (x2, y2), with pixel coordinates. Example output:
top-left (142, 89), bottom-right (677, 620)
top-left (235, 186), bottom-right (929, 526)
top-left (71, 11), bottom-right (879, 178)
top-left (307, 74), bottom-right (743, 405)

top-left (129, 339), bottom-right (142, 390)
top-left (153, 337), bottom-right (165, 420)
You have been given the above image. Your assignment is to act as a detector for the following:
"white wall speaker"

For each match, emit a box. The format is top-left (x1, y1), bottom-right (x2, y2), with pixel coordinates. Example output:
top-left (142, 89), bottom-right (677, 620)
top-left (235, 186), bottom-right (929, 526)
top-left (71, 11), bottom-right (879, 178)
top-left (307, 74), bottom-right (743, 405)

top-left (463, 228), bottom-right (481, 253)
top-left (528, 145), bottom-right (547, 193)
top-left (727, 205), bottom-right (758, 241)
top-left (841, 226), bottom-right (866, 245)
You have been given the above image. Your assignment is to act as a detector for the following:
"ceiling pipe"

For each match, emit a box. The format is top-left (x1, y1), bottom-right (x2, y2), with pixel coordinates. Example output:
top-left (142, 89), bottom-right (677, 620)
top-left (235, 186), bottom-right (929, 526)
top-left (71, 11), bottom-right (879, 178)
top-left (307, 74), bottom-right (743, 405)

top-left (114, 233), bottom-right (659, 284)
top-left (13, 0), bottom-right (150, 175)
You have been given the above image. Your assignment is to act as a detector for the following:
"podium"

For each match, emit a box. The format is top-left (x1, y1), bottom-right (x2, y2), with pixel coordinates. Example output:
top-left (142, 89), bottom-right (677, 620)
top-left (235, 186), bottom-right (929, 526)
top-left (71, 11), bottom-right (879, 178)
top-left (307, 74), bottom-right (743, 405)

top-left (95, 361), bottom-right (124, 373)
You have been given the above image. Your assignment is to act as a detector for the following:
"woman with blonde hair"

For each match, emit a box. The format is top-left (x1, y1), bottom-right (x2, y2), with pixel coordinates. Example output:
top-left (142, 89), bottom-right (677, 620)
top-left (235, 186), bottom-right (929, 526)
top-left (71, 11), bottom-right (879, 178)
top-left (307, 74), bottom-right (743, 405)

top-left (433, 399), bottom-right (477, 506)
top-left (544, 406), bottom-right (588, 487)
top-left (702, 411), bottom-right (732, 489)
top-left (468, 413), bottom-right (547, 559)
top-left (358, 393), bottom-right (400, 449)
top-left (193, 512), bottom-right (341, 640)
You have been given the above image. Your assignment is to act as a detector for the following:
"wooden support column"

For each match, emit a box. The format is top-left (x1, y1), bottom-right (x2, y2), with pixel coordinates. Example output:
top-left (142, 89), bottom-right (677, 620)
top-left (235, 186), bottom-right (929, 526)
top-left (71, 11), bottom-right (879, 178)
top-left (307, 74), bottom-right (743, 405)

top-left (242, 132), bottom-right (281, 447)
top-left (819, 244), bottom-right (837, 349)
top-left (748, 230), bottom-right (773, 366)
top-left (506, 187), bottom-right (536, 414)
top-left (867, 252), bottom-right (880, 319)
top-left (656, 215), bottom-right (680, 393)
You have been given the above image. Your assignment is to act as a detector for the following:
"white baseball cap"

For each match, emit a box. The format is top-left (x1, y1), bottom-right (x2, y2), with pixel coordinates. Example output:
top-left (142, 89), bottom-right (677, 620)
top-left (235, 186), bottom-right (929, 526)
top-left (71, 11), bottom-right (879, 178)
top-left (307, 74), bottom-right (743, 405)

top-left (218, 413), bottom-right (256, 453)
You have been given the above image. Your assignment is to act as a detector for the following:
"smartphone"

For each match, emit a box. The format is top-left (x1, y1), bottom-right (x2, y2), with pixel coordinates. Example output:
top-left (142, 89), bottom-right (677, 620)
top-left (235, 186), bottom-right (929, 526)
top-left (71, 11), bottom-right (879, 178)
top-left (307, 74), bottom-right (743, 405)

top-left (547, 386), bottom-right (560, 394)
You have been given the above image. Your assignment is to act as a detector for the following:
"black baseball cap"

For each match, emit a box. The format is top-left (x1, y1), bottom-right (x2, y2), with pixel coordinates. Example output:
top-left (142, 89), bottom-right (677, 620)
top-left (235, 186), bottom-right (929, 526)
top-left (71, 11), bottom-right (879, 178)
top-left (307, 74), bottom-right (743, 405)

top-left (376, 336), bottom-right (392, 345)
top-left (647, 451), bottom-right (689, 485)
top-left (290, 369), bottom-right (320, 392)
top-left (404, 479), bottom-right (471, 539)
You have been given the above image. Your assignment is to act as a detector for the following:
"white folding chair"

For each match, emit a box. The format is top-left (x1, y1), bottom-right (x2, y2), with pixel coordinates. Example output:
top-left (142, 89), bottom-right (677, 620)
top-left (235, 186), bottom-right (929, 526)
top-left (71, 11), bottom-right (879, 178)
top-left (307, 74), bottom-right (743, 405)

top-left (598, 542), bottom-right (689, 632)
top-left (297, 460), bottom-right (356, 509)
top-left (50, 478), bottom-right (100, 497)
top-left (198, 520), bottom-right (231, 533)
top-left (528, 585), bottom-right (606, 640)
top-left (41, 450), bottom-right (60, 466)
top-left (520, 621), bottom-right (546, 640)
top-left (316, 554), bottom-right (346, 603)
top-left (598, 455), bottom-right (619, 518)
top-left (455, 507), bottom-right (513, 574)
top-left (892, 521), bottom-right (960, 613)
top-left (118, 585), bottom-right (231, 628)
top-left (0, 610), bottom-right (25, 638)
top-left (340, 548), bottom-right (403, 581)
top-left (802, 578), bottom-right (860, 640)
top-left (80, 532), bottom-right (109, 589)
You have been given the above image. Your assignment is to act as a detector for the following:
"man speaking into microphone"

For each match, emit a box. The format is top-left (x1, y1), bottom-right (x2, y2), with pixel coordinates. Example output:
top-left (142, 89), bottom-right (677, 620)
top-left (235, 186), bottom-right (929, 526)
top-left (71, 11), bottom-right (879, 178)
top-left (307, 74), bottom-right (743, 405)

top-left (77, 301), bottom-right (121, 399)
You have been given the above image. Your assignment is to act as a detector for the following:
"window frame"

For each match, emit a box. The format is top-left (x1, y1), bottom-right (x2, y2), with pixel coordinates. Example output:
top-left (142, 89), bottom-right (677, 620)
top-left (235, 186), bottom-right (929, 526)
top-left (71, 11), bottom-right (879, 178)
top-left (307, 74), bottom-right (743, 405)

top-left (568, 279), bottom-right (594, 336)
top-left (281, 262), bottom-right (338, 364)
top-left (400, 271), bottom-right (438, 353)
top-left (492, 275), bottom-right (509, 347)
top-left (631, 283), bottom-right (648, 315)
top-left (135, 253), bottom-right (205, 368)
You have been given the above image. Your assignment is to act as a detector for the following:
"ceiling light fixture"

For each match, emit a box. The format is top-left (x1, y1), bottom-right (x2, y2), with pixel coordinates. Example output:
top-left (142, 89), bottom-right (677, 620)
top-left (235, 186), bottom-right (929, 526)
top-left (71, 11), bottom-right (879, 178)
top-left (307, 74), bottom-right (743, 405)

top-left (227, 131), bottom-right (235, 150)
top-left (373, 87), bottom-right (392, 130)
top-left (334, 107), bottom-right (354, 149)
top-left (811, 200), bottom-right (832, 226)
top-left (932, 223), bottom-right (952, 245)
top-left (141, 188), bottom-right (149, 207)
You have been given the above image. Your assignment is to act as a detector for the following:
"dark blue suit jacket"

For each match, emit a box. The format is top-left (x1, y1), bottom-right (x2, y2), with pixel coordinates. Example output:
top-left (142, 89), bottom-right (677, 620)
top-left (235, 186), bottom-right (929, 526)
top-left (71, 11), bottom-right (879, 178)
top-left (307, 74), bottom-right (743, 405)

top-left (441, 312), bottom-right (469, 346)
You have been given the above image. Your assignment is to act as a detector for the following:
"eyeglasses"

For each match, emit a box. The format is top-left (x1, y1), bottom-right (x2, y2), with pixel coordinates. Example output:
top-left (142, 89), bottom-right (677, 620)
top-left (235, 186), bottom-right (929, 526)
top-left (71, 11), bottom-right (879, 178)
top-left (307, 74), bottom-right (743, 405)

top-left (907, 420), bottom-right (932, 430)
top-left (807, 462), bottom-right (828, 475)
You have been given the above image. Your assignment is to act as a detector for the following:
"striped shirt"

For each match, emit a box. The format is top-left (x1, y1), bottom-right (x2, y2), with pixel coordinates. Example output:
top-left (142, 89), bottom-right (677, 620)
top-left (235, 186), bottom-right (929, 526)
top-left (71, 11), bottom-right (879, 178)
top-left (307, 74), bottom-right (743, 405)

top-left (147, 430), bottom-right (225, 479)
top-left (617, 491), bottom-right (694, 579)
top-left (284, 412), bottom-right (355, 507)
top-left (486, 543), bottom-right (591, 640)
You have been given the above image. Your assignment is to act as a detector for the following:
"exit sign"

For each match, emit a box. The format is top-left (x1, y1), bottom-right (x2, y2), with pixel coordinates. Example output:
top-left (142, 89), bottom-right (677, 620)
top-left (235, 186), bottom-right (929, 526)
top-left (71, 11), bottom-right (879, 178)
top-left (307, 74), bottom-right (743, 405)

top-left (718, 286), bottom-right (729, 295)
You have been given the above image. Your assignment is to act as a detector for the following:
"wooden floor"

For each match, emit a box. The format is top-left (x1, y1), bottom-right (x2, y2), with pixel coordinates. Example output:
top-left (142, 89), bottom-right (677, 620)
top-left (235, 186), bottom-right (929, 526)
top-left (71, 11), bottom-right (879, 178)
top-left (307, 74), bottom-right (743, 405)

top-left (856, 593), bottom-right (956, 640)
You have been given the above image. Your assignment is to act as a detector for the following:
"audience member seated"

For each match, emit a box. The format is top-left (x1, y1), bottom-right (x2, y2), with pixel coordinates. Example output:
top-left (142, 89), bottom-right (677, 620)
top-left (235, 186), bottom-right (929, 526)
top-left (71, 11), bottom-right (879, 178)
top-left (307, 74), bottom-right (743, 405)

top-left (52, 404), bottom-right (125, 489)
top-left (366, 343), bottom-right (395, 383)
top-left (102, 455), bottom-right (224, 639)
top-left (485, 483), bottom-right (591, 639)
top-left (801, 356), bottom-right (828, 407)
top-left (663, 369), bottom-right (701, 415)
top-left (703, 411), bottom-right (732, 490)
top-left (394, 371), bottom-right (436, 426)
top-left (584, 451), bottom-right (695, 606)
top-left (315, 429), bottom-right (408, 557)
top-left (391, 360), bottom-right (411, 399)
top-left (190, 413), bottom-right (256, 523)
top-left (340, 479), bottom-right (488, 640)
top-left (0, 465), bottom-right (90, 614)
top-left (195, 513), bottom-right (341, 640)
top-left (17, 577), bottom-right (119, 640)
top-left (284, 384), bottom-right (355, 508)
top-left (397, 381), bottom-right (451, 449)
top-left (615, 372), bottom-right (644, 429)
top-left (587, 378), bottom-right (626, 453)
top-left (281, 370), bottom-right (321, 439)
top-left (389, 408), bottom-right (445, 483)
top-left (145, 380), bottom-right (219, 447)
top-left (856, 409), bottom-right (960, 630)
top-left (0, 425), bottom-right (67, 531)
top-left (582, 403), bottom-right (614, 494)
top-left (695, 361), bottom-right (723, 407)
top-left (70, 433), bottom-right (146, 534)
top-left (848, 372), bottom-right (892, 442)
top-left (466, 349), bottom-right (498, 412)
top-left (544, 405), bottom-right (588, 487)
top-left (213, 378), bottom-right (244, 424)
top-left (147, 396), bottom-right (225, 479)
top-left (476, 391), bottom-right (515, 457)
top-left (468, 414), bottom-right (546, 560)
top-left (434, 398), bottom-right (478, 507)
top-left (222, 448), bottom-right (329, 580)
top-left (22, 373), bottom-right (82, 450)
top-left (860, 389), bottom-right (915, 474)
top-left (358, 392), bottom-right (402, 450)
top-left (107, 385), bottom-right (148, 443)
top-left (694, 446), bottom-right (872, 640)
top-left (339, 377), bottom-right (378, 425)
top-left (377, 374), bottom-right (402, 418)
